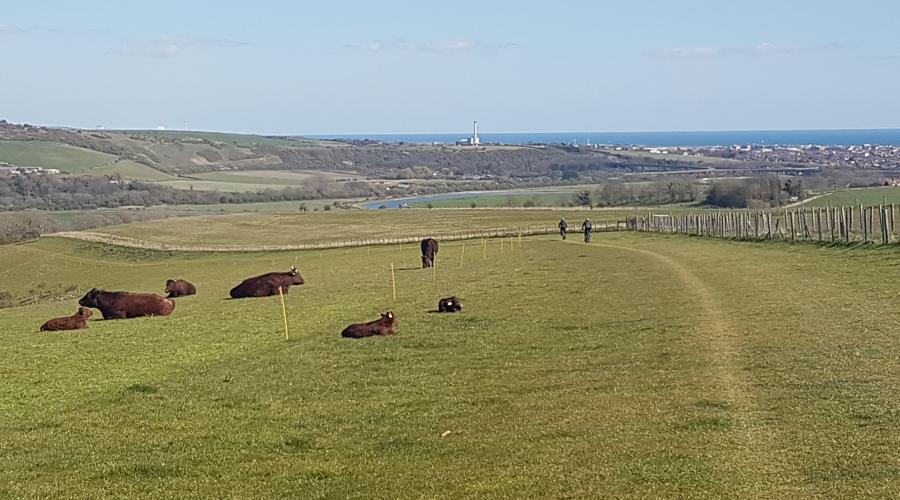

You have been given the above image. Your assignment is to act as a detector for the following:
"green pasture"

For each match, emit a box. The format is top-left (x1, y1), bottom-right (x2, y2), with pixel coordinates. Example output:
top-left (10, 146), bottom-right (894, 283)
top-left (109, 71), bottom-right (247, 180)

top-left (91, 209), bottom-right (624, 248)
top-left (1, 220), bottom-right (899, 497)
top-left (0, 140), bottom-right (115, 171)
top-left (161, 170), bottom-right (362, 192)
top-left (805, 187), bottom-right (900, 208)
top-left (83, 160), bottom-right (176, 181)
top-left (411, 192), bottom-right (574, 208)
top-left (157, 179), bottom-right (288, 193)
top-left (114, 130), bottom-right (325, 148)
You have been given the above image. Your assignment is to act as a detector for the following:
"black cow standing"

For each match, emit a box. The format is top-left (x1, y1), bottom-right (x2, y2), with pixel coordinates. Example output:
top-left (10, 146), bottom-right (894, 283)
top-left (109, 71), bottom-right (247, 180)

top-left (421, 238), bottom-right (439, 268)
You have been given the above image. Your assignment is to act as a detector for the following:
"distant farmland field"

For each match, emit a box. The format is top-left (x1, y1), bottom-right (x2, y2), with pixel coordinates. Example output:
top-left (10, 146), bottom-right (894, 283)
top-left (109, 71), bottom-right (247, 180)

top-left (0, 140), bottom-right (115, 171)
top-left (411, 192), bottom-right (573, 208)
top-left (87, 209), bottom-right (625, 248)
top-left (805, 187), bottom-right (900, 207)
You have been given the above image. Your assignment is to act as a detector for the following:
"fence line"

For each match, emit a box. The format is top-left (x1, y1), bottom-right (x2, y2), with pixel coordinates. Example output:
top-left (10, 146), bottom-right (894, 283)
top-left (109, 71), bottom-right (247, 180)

top-left (627, 204), bottom-right (897, 245)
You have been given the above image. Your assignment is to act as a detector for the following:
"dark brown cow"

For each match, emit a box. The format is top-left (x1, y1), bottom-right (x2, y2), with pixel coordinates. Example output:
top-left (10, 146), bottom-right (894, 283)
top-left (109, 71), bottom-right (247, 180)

top-left (229, 266), bottom-right (305, 299)
top-left (341, 312), bottom-right (398, 339)
top-left (421, 238), bottom-right (439, 268)
top-left (40, 307), bottom-right (93, 331)
top-left (78, 289), bottom-right (176, 320)
top-left (165, 279), bottom-right (197, 298)
top-left (438, 296), bottom-right (463, 313)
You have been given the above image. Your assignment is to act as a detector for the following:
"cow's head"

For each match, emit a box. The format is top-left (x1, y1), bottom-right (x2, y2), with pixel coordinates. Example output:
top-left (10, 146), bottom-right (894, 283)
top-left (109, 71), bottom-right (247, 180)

top-left (77, 307), bottom-right (93, 318)
top-left (164, 279), bottom-right (177, 293)
top-left (286, 266), bottom-right (305, 285)
top-left (380, 311), bottom-right (397, 327)
top-left (78, 288), bottom-right (101, 308)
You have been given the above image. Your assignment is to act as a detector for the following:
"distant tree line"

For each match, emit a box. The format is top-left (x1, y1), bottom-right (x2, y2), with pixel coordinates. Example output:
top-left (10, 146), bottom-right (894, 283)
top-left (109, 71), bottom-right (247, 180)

top-left (0, 174), bottom-right (383, 211)
top-left (0, 173), bottom-right (587, 212)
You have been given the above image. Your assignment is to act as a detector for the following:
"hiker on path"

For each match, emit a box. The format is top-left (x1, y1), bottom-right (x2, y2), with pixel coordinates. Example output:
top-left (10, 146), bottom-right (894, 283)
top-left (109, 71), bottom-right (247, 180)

top-left (558, 218), bottom-right (568, 240)
top-left (581, 218), bottom-right (593, 243)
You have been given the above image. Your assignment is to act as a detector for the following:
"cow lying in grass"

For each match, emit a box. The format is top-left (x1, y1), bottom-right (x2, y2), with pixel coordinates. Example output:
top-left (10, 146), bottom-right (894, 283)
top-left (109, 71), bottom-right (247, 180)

top-left (78, 289), bottom-right (176, 320)
top-left (438, 296), bottom-right (463, 313)
top-left (40, 307), bottom-right (93, 331)
top-left (341, 312), bottom-right (398, 339)
top-left (165, 279), bottom-right (196, 298)
top-left (230, 266), bottom-right (305, 299)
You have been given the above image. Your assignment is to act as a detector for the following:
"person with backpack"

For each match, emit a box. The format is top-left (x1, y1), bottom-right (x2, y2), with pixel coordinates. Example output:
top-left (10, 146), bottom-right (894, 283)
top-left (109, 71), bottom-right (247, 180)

top-left (581, 217), bottom-right (593, 243)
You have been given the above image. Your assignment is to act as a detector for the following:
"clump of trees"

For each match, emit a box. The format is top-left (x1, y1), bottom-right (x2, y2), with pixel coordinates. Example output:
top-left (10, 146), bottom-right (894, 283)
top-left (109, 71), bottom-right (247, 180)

top-left (587, 180), bottom-right (700, 207)
top-left (703, 177), bottom-right (800, 208)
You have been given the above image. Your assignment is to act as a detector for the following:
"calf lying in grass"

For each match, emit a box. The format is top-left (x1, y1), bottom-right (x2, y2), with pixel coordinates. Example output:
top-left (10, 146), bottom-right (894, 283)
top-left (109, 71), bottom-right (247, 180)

top-left (40, 307), bottom-right (92, 331)
top-left (165, 278), bottom-right (197, 298)
top-left (438, 296), bottom-right (463, 313)
top-left (341, 312), bottom-right (398, 339)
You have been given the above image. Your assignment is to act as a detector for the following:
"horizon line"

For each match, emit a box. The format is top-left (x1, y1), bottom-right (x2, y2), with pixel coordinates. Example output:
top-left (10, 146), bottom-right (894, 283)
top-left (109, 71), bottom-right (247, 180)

top-left (14, 120), bottom-right (900, 137)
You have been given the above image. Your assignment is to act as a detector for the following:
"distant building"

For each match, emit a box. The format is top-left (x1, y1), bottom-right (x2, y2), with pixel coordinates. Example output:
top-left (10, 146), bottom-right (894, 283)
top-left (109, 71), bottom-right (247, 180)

top-left (456, 121), bottom-right (481, 146)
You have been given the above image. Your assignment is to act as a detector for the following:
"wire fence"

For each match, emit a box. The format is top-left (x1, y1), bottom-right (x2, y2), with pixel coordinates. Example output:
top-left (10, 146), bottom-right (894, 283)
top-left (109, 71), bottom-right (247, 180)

top-left (627, 204), bottom-right (898, 245)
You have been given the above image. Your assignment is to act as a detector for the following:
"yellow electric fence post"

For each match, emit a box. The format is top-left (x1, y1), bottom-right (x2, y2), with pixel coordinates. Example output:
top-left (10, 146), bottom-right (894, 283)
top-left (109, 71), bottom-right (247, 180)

top-left (459, 244), bottom-right (465, 268)
top-left (432, 259), bottom-right (436, 282)
top-left (500, 238), bottom-right (504, 252)
top-left (482, 237), bottom-right (486, 260)
top-left (278, 288), bottom-right (289, 340)
top-left (390, 261), bottom-right (397, 300)
top-left (518, 229), bottom-right (522, 248)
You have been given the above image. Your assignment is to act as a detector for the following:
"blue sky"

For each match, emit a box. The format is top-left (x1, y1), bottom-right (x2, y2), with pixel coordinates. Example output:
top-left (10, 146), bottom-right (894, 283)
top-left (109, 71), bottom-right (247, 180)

top-left (1, 0), bottom-right (899, 134)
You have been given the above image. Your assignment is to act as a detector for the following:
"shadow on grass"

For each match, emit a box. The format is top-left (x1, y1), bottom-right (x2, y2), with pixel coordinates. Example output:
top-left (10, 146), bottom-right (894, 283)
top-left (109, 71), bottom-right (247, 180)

top-left (125, 383), bottom-right (159, 394)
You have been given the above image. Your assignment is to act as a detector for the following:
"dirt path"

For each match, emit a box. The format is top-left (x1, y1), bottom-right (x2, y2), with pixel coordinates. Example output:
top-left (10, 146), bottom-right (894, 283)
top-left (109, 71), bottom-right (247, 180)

top-left (783, 193), bottom-right (826, 208)
top-left (587, 241), bottom-right (795, 495)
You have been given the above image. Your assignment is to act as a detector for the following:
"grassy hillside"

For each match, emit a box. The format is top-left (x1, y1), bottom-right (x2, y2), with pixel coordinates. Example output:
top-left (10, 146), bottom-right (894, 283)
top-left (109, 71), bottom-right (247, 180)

top-left (1, 229), bottom-right (899, 497)
top-left (0, 140), bottom-right (116, 171)
top-left (80, 160), bottom-right (176, 181)
top-left (120, 130), bottom-right (330, 148)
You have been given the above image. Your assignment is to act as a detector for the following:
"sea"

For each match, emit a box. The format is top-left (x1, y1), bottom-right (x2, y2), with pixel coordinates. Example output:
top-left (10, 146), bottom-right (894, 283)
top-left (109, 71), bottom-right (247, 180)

top-left (310, 129), bottom-right (900, 147)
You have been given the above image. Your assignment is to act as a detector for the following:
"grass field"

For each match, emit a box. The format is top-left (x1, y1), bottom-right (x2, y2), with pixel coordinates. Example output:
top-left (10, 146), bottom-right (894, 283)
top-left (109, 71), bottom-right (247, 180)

top-left (157, 179), bottom-right (290, 192)
top-left (1, 225), bottom-right (899, 498)
top-left (91, 209), bottom-right (624, 248)
top-left (411, 192), bottom-right (574, 208)
top-left (118, 130), bottom-right (335, 148)
top-left (0, 140), bottom-right (116, 171)
top-left (82, 160), bottom-right (176, 181)
top-left (805, 187), bottom-right (900, 207)
top-left (157, 170), bottom-right (363, 192)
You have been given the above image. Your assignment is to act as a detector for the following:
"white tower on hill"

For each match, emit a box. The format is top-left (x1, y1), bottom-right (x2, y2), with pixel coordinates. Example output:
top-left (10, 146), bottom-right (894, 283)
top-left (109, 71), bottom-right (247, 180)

top-left (473, 120), bottom-right (480, 145)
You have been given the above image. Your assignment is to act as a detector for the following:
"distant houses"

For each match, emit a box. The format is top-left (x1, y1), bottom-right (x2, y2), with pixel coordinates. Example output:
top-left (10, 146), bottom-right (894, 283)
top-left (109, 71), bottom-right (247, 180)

top-left (0, 163), bottom-right (61, 176)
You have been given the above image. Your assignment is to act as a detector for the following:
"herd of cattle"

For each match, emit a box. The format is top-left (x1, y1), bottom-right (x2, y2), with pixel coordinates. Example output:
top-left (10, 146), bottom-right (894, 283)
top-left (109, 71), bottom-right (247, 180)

top-left (39, 238), bottom-right (460, 338)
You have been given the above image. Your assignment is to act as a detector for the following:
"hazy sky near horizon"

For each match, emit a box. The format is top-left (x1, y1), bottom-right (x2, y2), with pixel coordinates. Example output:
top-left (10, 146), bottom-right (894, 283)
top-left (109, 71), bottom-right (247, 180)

top-left (2, 0), bottom-right (899, 135)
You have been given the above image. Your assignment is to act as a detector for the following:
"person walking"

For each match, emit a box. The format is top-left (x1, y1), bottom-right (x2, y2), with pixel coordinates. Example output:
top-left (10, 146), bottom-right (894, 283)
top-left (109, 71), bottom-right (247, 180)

top-left (581, 217), bottom-right (593, 243)
top-left (558, 218), bottom-right (568, 240)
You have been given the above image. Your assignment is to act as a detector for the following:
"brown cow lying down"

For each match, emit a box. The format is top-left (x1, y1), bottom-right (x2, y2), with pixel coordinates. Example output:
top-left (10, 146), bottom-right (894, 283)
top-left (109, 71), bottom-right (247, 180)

top-left (79, 288), bottom-right (176, 320)
top-left (40, 307), bottom-right (93, 331)
top-left (230, 266), bottom-right (305, 299)
top-left (341, 312), bottom-right (398, 339)
top-left (438, 296), bottom-right (463, 313)
top-left (165, 279), bottom-right (197, 298)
